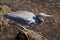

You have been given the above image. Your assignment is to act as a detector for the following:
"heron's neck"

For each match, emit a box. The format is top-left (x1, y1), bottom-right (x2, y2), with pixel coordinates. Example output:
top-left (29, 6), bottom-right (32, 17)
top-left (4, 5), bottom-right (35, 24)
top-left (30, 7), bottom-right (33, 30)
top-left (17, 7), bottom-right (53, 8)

top-left (36, 15), bottom-right (40, 19)
top-left (36, 15), bottom-right (40, 22)
top-left (36, 15), bottom-right (43, 24)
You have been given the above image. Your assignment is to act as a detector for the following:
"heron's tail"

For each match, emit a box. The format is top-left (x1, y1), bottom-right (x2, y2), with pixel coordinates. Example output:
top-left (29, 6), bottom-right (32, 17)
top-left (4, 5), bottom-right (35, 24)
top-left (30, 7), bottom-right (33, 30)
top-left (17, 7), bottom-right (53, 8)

top-left (3, 14), bottom-right (9, 18)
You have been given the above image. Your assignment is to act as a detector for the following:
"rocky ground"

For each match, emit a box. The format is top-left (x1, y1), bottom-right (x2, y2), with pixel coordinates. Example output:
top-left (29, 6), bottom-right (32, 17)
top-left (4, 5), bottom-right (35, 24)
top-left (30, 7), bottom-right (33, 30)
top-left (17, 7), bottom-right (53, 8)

top-left (0, 0), bottom-right (60, 40)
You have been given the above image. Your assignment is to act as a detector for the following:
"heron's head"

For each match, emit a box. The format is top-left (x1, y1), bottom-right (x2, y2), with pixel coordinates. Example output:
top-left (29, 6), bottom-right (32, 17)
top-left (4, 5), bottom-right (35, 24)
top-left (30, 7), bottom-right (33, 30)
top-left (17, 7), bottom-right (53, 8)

top-left (35, 13), bottom-right (52, 25)
top-left (37, 13), bottom-right (52, 17)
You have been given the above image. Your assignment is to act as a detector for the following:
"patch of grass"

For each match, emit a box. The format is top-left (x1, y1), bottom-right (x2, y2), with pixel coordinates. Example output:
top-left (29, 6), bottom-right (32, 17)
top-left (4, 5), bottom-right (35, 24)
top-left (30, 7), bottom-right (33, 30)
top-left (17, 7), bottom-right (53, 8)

top-left (0, 5), bottom-right (11, 15)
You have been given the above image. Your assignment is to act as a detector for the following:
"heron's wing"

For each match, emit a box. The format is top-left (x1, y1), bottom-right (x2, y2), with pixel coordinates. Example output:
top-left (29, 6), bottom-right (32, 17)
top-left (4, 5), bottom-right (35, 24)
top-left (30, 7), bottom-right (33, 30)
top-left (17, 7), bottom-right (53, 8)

top-left (7, 11), bottom-right (36, 21)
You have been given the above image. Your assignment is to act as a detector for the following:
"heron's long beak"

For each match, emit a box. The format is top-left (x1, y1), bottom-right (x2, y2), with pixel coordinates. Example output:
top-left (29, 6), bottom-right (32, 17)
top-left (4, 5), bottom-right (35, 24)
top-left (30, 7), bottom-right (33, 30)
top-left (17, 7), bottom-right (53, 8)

top-left (43, 14), bottom-right (52, 17)
top-left (39, 13), bottom-right (52, 17)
